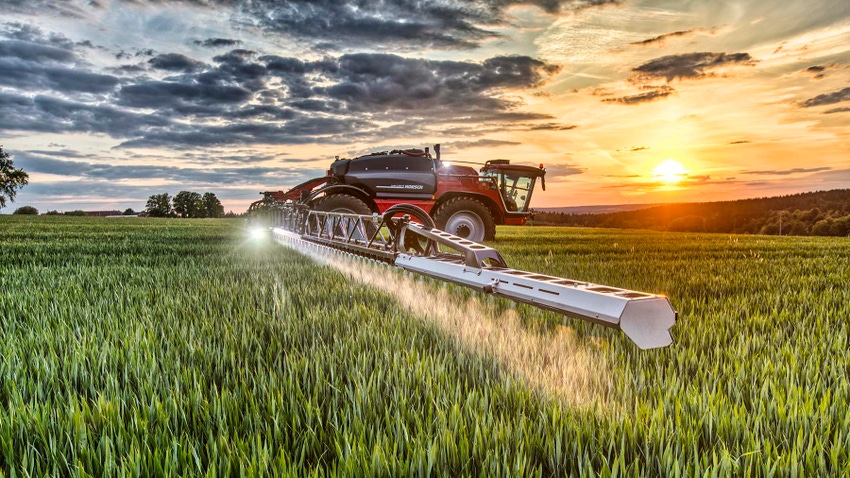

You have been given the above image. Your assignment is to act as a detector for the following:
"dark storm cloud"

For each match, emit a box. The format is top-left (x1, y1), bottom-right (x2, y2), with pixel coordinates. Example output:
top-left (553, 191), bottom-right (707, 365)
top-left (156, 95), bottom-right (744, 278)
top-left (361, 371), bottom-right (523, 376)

top-left (261, 55), bottom-right (324, 98)
top-left (742, 167), bottom-right (832, 176)
top-left (194, 37), bottom-right (243, 48)
top-left (205, 50), bottom-right (268, 90)
top-left (261, 55), bottom-right (311, 74)
top-left (4, 0), bottom-right (617, 51)
top-left (528, 123), bottom-right (576, 130)
top-left (632, 52), bottom-right (756, 81)
top-left (804, 65), bottom-right (827, 79)
top-left (0, 35), bottom-right (120, 95)
top-left (630, 29), bottom-right (694, 46)
top-left (545, 163), bottom-right (585, 180)
top-left (2, 22), bottom-right (103, 51)
top-left (214, 49), bottom-right (255, 60)
top-left (118, 81), bottom-right (253, 108)
top-left (116, 115), bottom-right (375, 149)
top-left (0, 93), bottom-right (170, 136)
top-left (148, 53), bottom-right (206, 72)
top-left (16, 152), bottom-right (317, 185)
top-left (799, 87), bottom-right (850, 108)
top-left (475, 55), bottom-right (562, 88)
top-left (25, 149), bottom-right (96, 159)
top-left (824, 107), bottom-right (850, 114)
top-left (289, 99), bottom-right (342, 113)
top-left (0, 0), bottom-right (87, 17)
top-left (109, 64), bottom-right (147, 75)
top-left (116, 47), bottom-right (155, 60)
top-left (72, 0), bottom-right (613, 50)
top-left (228, 0), bottom-right (497, 49)
top-left (260, 52), bottom-right (559, 118)
top-left (630, 28), bottom-right (713, 46)
top-left (231, 104), bottom-right (297, 120)
top-left (2, 33), bottom-right (558, 148)
top-left (0, 57), bottom-right (120, 93)
top-left (603, 87), bottom-right (673, 104)
top-left (312, 53), bottom-right (560, 113)
top-left (0, 40), bottom-right (75, 62)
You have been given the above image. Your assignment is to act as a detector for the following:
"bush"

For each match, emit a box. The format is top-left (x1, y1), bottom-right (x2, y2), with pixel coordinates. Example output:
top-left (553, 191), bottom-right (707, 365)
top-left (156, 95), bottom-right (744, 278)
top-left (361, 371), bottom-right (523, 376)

top-left (13, 206), bottom-right (38, 215)
top-left (786, 220), bottom-right (809, 236)
top-left (760, 223), bottom-right (779, 235)
top-left (811, 219), bottom-right (833, 236)
top-left (668, 215), bottom-right (706, 232)
top-left (834, 215), bottom-right (850, 237)
top-left (64, 210), bottom-right (87, 216)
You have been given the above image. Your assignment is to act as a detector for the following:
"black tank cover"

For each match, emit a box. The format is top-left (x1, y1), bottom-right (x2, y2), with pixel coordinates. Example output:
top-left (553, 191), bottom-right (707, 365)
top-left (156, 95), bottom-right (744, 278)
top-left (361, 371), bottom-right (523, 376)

top-left (330, 158), bottom-right (350, 178)
top-left (341, 153), bottom-right (437, 199)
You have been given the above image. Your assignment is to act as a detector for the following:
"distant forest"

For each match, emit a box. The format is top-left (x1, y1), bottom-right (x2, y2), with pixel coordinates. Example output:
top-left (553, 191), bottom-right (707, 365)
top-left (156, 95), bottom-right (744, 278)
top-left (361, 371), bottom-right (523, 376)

top-left (532, 189), bottom-right (850, 237)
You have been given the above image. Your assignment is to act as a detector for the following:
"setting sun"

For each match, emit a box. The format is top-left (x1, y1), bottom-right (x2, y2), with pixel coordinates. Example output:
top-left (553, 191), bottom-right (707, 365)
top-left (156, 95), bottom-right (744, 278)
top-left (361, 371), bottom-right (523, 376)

top-left (652, 159), bottom-right (688, 184)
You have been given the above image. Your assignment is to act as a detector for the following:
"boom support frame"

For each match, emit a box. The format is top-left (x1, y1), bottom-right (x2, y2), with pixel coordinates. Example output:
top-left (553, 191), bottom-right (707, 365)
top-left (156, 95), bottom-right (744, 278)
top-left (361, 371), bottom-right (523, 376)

top-left (268, 204), bottom-right (676, 349)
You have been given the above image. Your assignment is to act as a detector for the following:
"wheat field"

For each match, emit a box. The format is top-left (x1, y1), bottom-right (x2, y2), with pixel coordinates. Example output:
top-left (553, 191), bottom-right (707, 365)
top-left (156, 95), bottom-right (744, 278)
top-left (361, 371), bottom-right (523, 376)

top-left (1, 216), bottom-right (847, 476)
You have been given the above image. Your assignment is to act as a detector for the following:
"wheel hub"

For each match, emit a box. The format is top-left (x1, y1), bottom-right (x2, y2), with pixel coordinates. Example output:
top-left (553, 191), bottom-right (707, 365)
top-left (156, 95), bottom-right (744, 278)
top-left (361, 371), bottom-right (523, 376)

top-left (445, 211), bottom-right (485, 242)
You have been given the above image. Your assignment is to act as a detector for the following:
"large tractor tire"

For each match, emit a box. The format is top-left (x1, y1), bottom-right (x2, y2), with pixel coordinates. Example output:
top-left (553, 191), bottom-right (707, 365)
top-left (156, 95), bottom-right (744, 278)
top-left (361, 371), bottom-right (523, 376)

top-left (313, 194), bottom-right (373, 215)
top-left (312, 194), bottom-right (374, 241)
top-left (433, 197), bottom-right (495, 242)
top-left (382, 204), bottom-right (437, 254)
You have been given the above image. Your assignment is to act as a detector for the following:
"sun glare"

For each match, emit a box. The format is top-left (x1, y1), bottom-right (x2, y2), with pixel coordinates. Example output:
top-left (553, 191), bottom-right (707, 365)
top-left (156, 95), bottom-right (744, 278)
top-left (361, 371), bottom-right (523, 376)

top-left (652, 159), bottom-right (688, 184)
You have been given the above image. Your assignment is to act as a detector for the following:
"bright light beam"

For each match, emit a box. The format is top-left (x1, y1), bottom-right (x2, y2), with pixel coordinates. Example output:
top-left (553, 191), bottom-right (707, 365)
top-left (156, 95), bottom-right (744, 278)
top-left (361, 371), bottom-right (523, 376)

top-left (250, 228), bottom-right (268, 240)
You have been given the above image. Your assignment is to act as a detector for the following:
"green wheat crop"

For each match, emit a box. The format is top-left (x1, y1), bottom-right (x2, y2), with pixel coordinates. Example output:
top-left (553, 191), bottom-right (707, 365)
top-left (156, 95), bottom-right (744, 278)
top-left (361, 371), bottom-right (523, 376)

top-left (0, 216), bottom-right (847, 476)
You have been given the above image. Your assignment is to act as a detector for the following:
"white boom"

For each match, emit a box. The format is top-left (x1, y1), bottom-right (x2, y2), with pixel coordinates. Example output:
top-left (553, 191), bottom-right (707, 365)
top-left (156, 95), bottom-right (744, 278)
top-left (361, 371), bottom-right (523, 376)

top-left (268, 206), bottom-right (675, 349)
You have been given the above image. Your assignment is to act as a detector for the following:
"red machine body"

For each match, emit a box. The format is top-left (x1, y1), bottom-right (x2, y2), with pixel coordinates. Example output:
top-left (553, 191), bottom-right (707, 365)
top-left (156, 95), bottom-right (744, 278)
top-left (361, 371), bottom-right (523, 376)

top-left (251, 145), bottom-right (546, 241)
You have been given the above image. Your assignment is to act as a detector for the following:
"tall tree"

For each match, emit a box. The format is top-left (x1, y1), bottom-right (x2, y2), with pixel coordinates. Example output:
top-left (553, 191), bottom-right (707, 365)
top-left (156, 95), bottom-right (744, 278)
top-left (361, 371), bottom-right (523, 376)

top-left (202, 192), bottom-right (225, 218)
top-left (145, 193), bottom-right (172, 217)
top-left (0, 146), bottom-right (29, 210)
top-left (173, 191), bottom-right (204, 218)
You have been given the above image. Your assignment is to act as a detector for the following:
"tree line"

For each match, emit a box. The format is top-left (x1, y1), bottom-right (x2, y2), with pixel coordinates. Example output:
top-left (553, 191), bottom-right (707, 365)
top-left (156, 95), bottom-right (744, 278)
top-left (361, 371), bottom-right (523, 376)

top-left (532, 189), bottom-right (850, 237)
top-left (145, 191), bottom-right (225, 218)
top-left (2, 147), bottom-right (231, 219)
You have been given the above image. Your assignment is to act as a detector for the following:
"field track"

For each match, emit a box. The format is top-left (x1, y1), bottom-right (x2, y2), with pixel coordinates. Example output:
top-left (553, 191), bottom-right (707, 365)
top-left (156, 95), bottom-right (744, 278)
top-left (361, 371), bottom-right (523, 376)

top-left (1, 216), bottom-right (848, 476)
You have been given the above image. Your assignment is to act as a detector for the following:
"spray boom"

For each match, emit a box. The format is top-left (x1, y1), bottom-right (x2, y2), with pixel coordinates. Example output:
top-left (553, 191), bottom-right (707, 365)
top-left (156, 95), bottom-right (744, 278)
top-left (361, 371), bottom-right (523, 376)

top-left (267, 204), bottom-right (676, 349)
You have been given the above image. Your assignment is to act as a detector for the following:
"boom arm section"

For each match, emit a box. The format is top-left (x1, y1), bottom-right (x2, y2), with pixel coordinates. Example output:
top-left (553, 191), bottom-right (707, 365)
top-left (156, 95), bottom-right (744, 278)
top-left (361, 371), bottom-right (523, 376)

top-left (268, 204), bottom-right (676, 349)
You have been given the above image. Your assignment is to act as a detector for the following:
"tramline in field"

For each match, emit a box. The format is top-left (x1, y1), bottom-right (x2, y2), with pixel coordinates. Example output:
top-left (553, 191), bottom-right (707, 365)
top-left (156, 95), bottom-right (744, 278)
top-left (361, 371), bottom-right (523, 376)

top-left (259, 195), bottom-right (677, 350)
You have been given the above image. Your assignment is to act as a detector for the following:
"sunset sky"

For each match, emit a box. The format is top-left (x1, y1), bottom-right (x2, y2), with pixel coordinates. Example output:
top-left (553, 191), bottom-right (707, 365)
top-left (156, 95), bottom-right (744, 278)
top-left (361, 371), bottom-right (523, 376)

top-left (1, 0), bottom-right (849, 213)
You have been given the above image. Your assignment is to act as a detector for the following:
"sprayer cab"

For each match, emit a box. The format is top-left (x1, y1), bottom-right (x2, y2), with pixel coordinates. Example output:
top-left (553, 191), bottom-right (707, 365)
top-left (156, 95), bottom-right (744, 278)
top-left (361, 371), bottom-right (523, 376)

top-left (480, 160), bottom-right (547, 213)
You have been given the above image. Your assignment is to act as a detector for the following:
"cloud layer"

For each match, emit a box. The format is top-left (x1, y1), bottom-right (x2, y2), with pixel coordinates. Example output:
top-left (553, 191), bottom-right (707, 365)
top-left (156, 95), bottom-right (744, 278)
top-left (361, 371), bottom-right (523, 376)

top-left (0, 25), bottom-right (562, 149)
